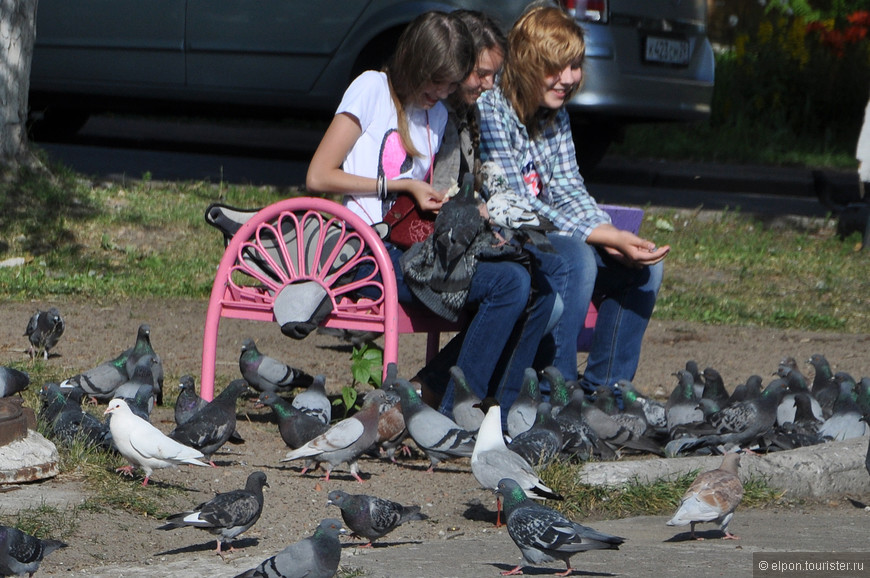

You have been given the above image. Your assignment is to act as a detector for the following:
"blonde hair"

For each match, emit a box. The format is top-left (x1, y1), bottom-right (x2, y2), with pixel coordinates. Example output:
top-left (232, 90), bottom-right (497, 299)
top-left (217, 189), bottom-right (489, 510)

top-left (501, 5), bottom-right (586, 137)
top-left (385, 12), bottom-right (475, 157)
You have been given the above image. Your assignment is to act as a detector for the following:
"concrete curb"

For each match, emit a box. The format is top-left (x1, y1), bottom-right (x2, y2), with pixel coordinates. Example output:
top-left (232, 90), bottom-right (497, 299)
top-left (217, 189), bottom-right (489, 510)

top-left (578, 436), bottom-right (870, 498)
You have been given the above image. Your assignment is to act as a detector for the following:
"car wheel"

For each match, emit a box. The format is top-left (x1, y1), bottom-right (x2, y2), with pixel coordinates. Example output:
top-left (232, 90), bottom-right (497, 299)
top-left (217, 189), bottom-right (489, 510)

top-left (28, 107), bottom-right (90, 142)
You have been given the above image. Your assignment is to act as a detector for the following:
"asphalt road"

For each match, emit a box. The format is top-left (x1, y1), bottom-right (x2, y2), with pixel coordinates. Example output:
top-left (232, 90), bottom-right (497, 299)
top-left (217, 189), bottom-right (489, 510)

top-left (34, 115), bottom-right (836, 219)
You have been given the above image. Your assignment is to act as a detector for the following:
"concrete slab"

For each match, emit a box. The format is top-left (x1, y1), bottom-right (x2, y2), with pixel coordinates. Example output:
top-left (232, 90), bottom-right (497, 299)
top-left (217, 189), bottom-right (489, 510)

top-left (579, 436), bottom-right (870, 498)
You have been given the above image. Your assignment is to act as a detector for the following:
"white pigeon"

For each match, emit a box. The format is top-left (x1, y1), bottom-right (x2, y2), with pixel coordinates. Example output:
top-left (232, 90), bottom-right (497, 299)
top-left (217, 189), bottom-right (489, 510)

top-left (104, 398), bottom-right (209, 486)
top-left (471, 399), bottom-right (562, 525)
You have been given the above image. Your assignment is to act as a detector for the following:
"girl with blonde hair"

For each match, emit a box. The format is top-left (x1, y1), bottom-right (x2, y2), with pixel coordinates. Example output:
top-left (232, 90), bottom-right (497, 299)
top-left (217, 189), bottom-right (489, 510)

top-left (478, 5), bottom-right (669, 399)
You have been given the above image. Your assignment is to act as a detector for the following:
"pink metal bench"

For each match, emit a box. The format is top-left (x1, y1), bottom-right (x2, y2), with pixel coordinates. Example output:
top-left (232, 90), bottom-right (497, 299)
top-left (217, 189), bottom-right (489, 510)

top-left (199, 197), bottom-right (643, 400)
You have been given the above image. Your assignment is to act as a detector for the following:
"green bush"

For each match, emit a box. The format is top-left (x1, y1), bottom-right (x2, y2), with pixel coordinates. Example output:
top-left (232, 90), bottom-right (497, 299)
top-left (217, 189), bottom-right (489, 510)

top-left (714, 3), bottom-right (870, 151)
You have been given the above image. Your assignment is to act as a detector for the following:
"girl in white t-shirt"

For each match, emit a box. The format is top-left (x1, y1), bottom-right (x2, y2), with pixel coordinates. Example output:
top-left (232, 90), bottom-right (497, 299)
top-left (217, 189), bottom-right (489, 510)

top-left (306, 11), bottom-right (560, 425)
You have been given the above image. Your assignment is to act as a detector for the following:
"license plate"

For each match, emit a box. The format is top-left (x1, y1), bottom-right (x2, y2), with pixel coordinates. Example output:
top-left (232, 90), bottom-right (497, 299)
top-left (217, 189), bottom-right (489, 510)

top-left (644, 36), bottom-right (689, 65)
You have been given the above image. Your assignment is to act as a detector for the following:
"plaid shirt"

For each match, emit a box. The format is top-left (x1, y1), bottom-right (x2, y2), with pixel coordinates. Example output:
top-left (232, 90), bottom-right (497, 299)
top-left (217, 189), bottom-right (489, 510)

top-left (478, 86), bottom-right (611, 240)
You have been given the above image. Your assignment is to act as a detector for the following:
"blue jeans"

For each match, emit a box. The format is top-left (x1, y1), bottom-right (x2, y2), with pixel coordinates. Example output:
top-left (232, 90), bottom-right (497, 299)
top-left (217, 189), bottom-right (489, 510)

top-left (391, 246), bottom-right (560, 424)
top-left (531, 234), bottom-right (663, 399)
top-left (580, 245), bottom-right (663, 393)
top-left (525, 234), bottom-right (594, 385)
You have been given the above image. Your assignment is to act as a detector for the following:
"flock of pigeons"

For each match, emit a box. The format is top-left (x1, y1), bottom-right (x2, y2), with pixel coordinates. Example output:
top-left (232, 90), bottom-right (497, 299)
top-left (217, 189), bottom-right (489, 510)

top-left (2, 306), bottom-right (869, 577)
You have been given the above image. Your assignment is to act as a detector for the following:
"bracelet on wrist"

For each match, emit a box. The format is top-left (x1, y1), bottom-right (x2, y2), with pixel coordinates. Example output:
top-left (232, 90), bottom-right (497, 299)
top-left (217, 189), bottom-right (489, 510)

top-left (376, 174), bottom-right (388, 201)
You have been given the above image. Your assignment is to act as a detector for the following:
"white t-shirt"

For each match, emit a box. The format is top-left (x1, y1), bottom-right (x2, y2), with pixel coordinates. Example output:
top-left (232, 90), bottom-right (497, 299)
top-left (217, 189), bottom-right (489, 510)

top-left (337, 70), bottom-right (449, 224)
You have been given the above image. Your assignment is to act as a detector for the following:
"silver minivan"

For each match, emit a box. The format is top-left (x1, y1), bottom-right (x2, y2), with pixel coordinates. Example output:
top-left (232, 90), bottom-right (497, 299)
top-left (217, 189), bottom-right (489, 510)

top-left (29, 0), bottom-right (714, 167)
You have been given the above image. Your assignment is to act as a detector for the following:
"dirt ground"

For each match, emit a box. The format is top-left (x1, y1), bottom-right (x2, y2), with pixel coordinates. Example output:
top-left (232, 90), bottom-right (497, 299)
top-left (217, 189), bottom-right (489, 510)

top-left (1, 297), bottom-right (869, 576)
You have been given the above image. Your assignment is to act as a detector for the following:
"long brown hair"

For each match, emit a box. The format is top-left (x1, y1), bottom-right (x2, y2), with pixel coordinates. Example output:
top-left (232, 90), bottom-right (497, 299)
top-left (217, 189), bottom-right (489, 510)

top-left (448, 10), bottom-right (508, 166)
top-left (500, 5), bottom-right (586, 138)
top-left (384, 12), bottom-right (475, 157)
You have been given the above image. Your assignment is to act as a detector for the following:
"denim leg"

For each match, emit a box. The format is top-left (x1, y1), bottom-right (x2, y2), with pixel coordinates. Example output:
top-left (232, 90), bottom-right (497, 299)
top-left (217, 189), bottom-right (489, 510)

top-left (528, 235), bottom-right (597, 387)
top-left (580, 250), bottom-right (663, 392)
top-left (490, 253), bottom-right (562, 424)
top-left (438, 260), bottom-right (531, 418)
top-left (352, 243), bottom-right (417, 304)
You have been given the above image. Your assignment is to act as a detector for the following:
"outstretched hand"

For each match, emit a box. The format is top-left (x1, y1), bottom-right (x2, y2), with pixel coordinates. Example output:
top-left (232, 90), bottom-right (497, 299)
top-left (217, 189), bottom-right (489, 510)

top-left (589, 225), bottom-right (670, 268)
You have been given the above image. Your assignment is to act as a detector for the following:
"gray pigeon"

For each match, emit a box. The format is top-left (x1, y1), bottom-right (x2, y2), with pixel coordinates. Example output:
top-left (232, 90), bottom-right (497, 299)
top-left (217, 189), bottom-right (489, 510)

top-left (38, 382), bottom-right (114, 450)
top-left (0, 367), bottom-right (29, 398)
top-left (666, 379), bottom-right (789, 456)
top-left (174, 375), bottom-right (209, 426)
top-left (428, 172), bottom-right (487, 293)
top-left (291, 374), bottom-right (331, 425)
top-left (233, 518), bottom-right (345, 578)
top-left (449, 366), bottom-right (484, 433)
top-left (666, 370), bottom-right (704, 434)
top-left (60, 351), bottom-right (130, 403)
top-left (808, 353), bottom-right (834, 396)
top-left (700, 368), bottom-right (730, 408)
top-left (239, 338), bottom-right (314, 394)
top-left (175, 375), bottom-right (244, 444)
top-left (615, 380), bottom-right (667, 434)
top-left (158, 471), bottom-right (268, 554)
top-left (24, 307), bottom-right (65, 360)
top-left (496, 478), bottom-right (624, 576)
top-left (685, 360), bottom-right (705, 399)
top-left (112, 359), bottom-right (159, 421)
top-left (580, 392), bottom-right (664, 456)
top-left (667, 452), bottom-right (744, 540)
top-left (168, 379), bottom-right (249, 465)
top-left (123, 324), bottom-right (164, 404)
top-left (507, 402), bottom-right (563, 468)
top-left (776, 362), bottom-right (823, 426)
top-left (507, 368), bottom-right (541, 438)
top-left (552, 390), bottom-right (612, 461)
top-left (817, 373), bottom-right (868, 441)
top-left (541, 366), bottom-right (572, 412)
top-left (0, 525), bottom-right (67, 577)
top-left (259, 390), bottom-right (330, 449)
top-left (281, 389), bottom-right (384, 482)
top-left (725, 374), bottom-right (763, 407)
top-left (327, 489), bottom-right (427, 547)
top-left (387, 378), bottom-right (475, 472)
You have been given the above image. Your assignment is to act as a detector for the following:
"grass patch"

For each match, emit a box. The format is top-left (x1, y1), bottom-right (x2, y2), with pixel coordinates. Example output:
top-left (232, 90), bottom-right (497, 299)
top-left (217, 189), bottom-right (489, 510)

top-left (15, 356), bottom-right (184, 520)
top-left (0, 502), bottom-right (79, 539)
top-left (541, 460), bottom-right (784, 520)
top-left (0, 161), bottom-right (302, 298)
top-left (0, 164), bottom-right (867, 333)
top-left (640, 209), bottom-right (868, 333)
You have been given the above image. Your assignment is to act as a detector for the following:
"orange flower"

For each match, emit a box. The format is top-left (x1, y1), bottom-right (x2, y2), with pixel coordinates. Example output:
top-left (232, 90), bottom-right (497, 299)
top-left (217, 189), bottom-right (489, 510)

top-left (847, 11), bottom-right (870, 27)
top-left (844, 25), bottom-right (867, 44)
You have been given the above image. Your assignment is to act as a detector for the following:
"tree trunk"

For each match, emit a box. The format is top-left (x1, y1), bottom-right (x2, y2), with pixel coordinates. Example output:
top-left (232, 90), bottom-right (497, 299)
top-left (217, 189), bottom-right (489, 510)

top-left (0, 0), bottom-right (38, 168)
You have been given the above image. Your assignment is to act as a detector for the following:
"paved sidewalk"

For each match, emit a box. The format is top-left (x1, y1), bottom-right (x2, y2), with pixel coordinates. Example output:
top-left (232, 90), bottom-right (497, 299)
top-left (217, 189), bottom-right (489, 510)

top-left (72, 503), bottom-right (870, 577)
top-left (66, 438), bottom-right (870, 578)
